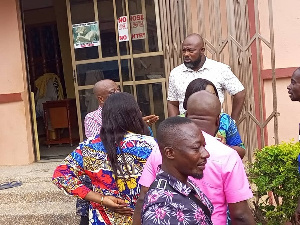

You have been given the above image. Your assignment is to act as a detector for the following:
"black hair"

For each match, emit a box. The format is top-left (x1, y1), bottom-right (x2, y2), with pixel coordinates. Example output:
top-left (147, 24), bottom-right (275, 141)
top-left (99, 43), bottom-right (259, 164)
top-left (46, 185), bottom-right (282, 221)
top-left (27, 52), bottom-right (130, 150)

top-left (183, 78), bottom-right (219, 110)
top-left (100, 92), bottom-right (149, 181)
top-left (156, 116), bottom-right (192, 149)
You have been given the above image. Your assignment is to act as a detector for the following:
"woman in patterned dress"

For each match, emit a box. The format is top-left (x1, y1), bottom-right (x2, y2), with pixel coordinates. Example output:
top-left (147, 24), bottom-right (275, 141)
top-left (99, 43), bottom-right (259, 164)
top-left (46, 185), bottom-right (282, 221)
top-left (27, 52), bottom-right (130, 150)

top-left (53, 92), bottom-right (159, 225)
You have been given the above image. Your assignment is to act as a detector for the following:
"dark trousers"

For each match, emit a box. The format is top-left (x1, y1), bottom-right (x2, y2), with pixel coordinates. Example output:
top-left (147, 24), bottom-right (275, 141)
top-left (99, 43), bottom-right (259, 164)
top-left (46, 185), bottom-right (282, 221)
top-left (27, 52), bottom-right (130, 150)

top-left (79, 216), bottom-right (89, 225)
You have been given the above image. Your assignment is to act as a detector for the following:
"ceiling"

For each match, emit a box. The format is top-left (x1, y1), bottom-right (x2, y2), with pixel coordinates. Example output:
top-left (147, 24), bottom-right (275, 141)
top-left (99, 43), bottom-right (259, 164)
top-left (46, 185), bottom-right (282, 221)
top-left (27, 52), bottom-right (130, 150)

top-left (21, 0), bottom-right (53, 11)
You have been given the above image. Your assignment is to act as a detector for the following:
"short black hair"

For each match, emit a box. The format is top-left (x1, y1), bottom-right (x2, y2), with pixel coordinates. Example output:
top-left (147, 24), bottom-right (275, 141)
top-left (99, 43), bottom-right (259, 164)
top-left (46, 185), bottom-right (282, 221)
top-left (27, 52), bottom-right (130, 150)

top-left (183, 78), bottom-right (219, 110)
top-left (156, 116), bottom-right (192, 149)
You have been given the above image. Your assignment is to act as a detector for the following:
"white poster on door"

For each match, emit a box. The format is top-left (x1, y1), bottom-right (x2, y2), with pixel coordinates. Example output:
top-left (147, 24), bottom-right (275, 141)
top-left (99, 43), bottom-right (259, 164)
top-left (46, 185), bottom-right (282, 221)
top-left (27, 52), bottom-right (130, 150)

top-left (130, 14), bottom-right (146, 40)
top-left (118, 16), bottom-right (129, 42)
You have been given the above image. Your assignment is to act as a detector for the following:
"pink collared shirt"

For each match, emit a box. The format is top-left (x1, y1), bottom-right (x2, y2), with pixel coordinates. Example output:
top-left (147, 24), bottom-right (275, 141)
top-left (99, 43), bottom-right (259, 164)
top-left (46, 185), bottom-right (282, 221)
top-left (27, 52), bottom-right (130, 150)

top-left (84, 106), bottom-right (102, 139)
top-left (139, 131), bottom-right (253, 225)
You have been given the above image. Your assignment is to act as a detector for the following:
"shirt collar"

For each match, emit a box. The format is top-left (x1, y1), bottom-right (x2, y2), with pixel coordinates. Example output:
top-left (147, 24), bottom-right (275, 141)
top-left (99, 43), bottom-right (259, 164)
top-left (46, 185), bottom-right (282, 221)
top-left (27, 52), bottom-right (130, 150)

top-left (182, 56), bottom-right (210, 72)
top-left (156, 168), bottom-right (194, 196)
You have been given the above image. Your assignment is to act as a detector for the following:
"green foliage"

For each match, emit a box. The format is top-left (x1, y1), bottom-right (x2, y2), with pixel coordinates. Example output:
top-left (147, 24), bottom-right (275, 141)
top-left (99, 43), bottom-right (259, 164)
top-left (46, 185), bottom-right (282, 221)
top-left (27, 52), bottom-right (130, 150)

top-left (248, 141), bottom-right (300, 225)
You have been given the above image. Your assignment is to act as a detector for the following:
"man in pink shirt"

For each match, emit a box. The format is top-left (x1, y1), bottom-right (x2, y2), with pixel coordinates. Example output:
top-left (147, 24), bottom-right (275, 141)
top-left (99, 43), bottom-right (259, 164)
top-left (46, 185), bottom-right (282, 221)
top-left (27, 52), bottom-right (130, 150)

top-left (133, 91), bottom-right (255, 225)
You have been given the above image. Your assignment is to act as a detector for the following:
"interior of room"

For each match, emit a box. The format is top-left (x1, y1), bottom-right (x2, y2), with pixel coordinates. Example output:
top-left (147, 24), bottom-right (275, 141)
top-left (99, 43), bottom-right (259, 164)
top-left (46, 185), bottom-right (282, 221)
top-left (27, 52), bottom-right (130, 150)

top-left (21, 0), bottom-right (79, 159)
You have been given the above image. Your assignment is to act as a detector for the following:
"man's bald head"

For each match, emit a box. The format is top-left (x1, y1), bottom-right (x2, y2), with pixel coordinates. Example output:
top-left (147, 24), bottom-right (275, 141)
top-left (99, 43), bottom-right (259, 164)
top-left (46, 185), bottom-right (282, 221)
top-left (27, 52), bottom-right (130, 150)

top-left (186, 90), bottom-right (221, 136)
top-left (93, 79), bottom-right (120, 106)
top-left (183, 33), bottom-right (204, 46)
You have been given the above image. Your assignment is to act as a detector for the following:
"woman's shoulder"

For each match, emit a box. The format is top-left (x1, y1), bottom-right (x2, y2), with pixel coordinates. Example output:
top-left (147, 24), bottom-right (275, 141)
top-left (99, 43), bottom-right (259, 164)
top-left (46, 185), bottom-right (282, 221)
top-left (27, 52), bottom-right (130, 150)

top-left (121, 132), bottom-right (158, 159)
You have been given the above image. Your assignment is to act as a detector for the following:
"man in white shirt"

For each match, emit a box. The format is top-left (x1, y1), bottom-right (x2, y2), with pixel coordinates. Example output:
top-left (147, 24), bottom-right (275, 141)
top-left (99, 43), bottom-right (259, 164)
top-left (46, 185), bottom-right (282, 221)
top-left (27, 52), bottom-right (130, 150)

top-left (167, 33), bottom-right (245, 121)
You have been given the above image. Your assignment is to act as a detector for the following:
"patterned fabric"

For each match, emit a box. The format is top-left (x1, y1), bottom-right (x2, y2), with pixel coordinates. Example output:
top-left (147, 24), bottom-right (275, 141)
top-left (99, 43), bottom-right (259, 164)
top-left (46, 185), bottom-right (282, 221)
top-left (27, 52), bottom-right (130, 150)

top-left (142, 169), bottom-right (213, 225)
top-left (76, 175), bottom-right (92, 217)
top-left (217, 113), bottom-right (245, 149)
top-left (52, 132), bottom-right (159, 225)
top-left (167, 58), bottom-right (244, 114)
top-left (298, 154), bottom-right (300, 174)
top-left (84, 106), bottom-right (102, 139)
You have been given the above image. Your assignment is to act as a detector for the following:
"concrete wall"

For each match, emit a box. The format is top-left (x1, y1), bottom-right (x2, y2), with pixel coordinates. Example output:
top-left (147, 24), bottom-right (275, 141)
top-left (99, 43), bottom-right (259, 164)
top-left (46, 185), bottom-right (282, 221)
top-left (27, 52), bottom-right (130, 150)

top-left (259, 0), bottom-right (300, 144)
top-left (0, 0), bottom-right (34, 165)
top-left (259, 0), bottom-right (300, 70)
top-left (265, 77), bottom-right (300, 145)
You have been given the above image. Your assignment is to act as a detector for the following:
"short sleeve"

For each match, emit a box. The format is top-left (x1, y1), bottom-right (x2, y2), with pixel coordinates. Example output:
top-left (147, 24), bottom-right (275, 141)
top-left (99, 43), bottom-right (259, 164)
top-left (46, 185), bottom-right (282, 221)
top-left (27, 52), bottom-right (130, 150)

top-left (167, 71), bottom-right (179, 101)
top-left (221, 66), bottom-right (244, 96)
top-left (142, 202), bottom-right (174, 225)
top-left (218, 113), bottom-right (245, 149)
top-left (139, 147), bottom-right (162, 187)
top-left (222, 150), bottom-right (253, 203)
top-left (84, 114), bottom-right (101, 139)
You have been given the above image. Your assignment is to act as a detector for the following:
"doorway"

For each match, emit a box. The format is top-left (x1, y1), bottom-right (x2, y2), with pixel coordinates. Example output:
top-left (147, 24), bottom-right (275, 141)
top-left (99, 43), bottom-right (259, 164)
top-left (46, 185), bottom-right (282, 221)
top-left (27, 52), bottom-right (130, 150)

top-left (21, 0), bottom-right (79, 160)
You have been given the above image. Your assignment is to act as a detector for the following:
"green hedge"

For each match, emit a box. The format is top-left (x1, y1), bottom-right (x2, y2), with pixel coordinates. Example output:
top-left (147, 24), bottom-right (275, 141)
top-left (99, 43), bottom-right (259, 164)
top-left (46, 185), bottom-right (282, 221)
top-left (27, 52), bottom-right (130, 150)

top-left (248, 141), bottom-right (300, 225)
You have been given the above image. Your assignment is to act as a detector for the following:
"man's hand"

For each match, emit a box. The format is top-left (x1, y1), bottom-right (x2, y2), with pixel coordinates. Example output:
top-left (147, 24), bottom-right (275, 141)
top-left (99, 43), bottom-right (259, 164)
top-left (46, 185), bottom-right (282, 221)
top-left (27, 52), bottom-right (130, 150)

top-left (295, 198), bottom-right (300, 224)
top-left (143, 115), bottom-right (159, 126)
top-left (102, 196), bottom-right (134, 215)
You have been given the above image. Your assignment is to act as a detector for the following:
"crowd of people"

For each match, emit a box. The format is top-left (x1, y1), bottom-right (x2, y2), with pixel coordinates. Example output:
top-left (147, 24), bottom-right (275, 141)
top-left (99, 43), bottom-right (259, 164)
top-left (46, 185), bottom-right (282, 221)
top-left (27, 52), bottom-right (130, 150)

top-left (51, 33), bottom-right (300, 225)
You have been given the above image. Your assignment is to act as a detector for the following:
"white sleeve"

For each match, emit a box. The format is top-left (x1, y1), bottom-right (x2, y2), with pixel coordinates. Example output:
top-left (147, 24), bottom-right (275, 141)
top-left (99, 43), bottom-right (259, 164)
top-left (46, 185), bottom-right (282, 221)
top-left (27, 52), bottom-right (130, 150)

top-left (167, 71), bottom-right (179, 101)
top-left (221, 66), bottom-right (244, 96)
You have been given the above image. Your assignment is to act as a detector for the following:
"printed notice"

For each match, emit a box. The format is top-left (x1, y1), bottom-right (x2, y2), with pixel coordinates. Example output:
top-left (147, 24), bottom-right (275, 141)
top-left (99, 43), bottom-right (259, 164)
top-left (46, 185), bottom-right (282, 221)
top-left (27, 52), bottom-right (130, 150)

top-left (118, 16), bottom-right (129, 42)
top-left (72, 22), bottom-right (100, 49)
top-left (130, 14), bottom-right (146, 40)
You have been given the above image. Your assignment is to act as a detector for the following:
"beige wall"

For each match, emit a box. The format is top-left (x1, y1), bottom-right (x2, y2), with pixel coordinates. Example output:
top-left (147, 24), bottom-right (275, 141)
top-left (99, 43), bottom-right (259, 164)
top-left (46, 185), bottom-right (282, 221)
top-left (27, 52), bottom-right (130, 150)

top-left (0, 0), bottom-right (34, 165)
top-left (259, 0), bottom-right (300, 69)
top-left (265, 77), bottom-right (300, 145)
top-left (261, 0), bottom-right (300, 144)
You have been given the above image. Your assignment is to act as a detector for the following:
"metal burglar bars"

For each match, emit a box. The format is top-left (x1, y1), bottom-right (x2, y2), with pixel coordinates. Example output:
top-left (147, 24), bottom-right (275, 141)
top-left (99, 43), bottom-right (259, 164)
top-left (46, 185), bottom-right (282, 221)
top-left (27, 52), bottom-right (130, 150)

top-left (193, 0), bottom-right (278, 162)
top-left (66, 0), bottom-right (182, 140)
top-left (158, 0), bottom-right (192, 80)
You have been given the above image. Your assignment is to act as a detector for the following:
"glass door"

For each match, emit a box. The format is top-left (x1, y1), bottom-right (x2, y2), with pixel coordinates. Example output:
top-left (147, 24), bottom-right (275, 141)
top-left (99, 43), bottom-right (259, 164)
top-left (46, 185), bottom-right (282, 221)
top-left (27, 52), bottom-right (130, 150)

top-left (66, 0), bottom-right (166, 140)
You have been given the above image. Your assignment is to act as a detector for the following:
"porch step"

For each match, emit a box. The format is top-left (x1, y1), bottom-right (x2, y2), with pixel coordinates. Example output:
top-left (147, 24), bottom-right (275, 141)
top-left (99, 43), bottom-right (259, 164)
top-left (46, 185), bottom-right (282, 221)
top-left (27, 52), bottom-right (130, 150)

top-left (0, 162), bottom-right (81, 225)
top-left (0, 181), bottom-right (73, 204)
top-left (0, 202), bottom-right (80, 225)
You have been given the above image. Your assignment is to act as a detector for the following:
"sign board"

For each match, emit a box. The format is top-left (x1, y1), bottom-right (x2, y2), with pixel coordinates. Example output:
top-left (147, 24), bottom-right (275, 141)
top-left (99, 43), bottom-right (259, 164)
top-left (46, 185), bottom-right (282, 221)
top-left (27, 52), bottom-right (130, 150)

top-left (130, 14), bottom-right (146, 40)
top-left (72, 22), bottom-right (100, 49)
top-left (118, 16), bottom-right (129, 42)
top-left (118, 14), bottom-right (146, 42)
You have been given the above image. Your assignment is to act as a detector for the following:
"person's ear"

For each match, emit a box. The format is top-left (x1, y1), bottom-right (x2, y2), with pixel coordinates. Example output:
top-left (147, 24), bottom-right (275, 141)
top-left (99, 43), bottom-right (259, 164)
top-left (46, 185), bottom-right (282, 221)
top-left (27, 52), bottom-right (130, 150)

top-left (201, 47), bottom-right (205, 53)
top-left (164, 146), bottom-right (175, 160)
top-left (98, 95), bottom-right (104, 105)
